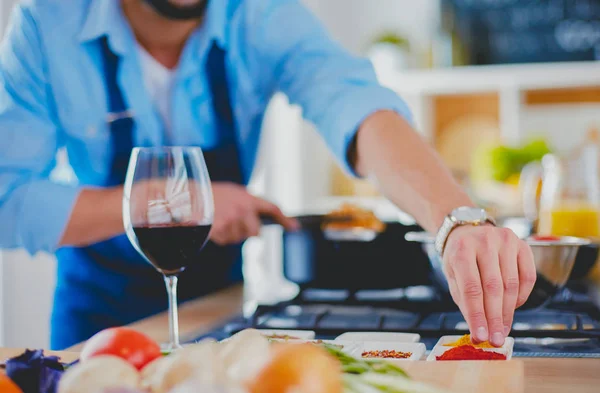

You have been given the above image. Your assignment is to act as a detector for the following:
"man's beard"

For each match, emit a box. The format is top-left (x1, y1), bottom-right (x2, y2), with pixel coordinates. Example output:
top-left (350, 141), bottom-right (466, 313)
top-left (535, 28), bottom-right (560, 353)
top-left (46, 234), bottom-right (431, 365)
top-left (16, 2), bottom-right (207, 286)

top-left (143, 0), bottom-right (209, 20)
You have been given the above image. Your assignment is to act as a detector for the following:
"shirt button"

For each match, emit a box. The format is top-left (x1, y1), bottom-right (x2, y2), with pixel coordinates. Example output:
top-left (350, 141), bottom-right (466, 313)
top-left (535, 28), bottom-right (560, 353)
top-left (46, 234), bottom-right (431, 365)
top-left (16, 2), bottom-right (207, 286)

top-left (86, 126), bottom-right (97, 137)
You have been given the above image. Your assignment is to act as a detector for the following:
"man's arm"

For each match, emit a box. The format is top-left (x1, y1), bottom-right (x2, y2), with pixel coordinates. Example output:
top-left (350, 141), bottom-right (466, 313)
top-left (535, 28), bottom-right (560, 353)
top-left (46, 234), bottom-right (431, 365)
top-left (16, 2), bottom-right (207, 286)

top-left (352, 110), bottom-right (536, 347)
top-left (351, 111), bottom-right (472, 233)
top-left (0, 5), bottom-right (124, 253)
top-left (251, 0), bottom-right (537, 347)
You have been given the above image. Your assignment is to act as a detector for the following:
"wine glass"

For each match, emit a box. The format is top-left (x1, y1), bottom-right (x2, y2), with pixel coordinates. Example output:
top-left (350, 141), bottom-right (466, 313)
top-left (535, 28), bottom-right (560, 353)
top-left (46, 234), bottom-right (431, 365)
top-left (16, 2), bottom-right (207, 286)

top-left (123, 147), bottom-right (214, 351)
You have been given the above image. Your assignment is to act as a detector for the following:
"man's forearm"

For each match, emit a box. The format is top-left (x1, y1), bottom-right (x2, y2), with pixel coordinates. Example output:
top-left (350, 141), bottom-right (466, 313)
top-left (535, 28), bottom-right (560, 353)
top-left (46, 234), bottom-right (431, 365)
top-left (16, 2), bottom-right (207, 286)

top-left (59, 187), bottom-right (125, 247)
top-left (353, 110), bottom-right (473, 233)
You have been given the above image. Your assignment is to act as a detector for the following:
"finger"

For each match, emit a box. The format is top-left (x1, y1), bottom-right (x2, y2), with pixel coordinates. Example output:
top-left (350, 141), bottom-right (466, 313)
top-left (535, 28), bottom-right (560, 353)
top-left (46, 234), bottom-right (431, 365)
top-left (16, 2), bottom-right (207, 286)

top-left (254, 197), bottom-right (300, 230)
top-left (227, 221), bottom-right (246, 244)
top-left (499, 230), bottom-right (519, 337)
top-left (444, 261), bottom-right (462, 307)
top-left (448, 277), bottom-right (472, 335)
top-left (210, 227), bottom-right (229, 246)
top-left (447, 245), bottom-right (488, 344)
top-left (243, 212), bottom-right (261, 238)
top-left (477, 246), bottom-right (505, 347)
top-left (516, 241), bottom-right (537, 308)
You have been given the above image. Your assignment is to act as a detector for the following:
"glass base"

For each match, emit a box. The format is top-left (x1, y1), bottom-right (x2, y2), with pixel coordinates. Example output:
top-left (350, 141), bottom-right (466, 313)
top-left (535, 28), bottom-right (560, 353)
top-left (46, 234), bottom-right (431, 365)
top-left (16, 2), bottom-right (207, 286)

top-left (160, 342), bottom-right (184, 354)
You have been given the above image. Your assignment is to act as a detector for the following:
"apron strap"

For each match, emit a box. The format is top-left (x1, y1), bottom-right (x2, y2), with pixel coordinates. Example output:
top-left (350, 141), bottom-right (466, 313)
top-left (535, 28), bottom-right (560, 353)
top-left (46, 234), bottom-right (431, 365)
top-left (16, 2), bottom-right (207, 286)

top-left (100, 37), bottom-right (135, 186)
top-left (100, 37), bottom-right (238, 186)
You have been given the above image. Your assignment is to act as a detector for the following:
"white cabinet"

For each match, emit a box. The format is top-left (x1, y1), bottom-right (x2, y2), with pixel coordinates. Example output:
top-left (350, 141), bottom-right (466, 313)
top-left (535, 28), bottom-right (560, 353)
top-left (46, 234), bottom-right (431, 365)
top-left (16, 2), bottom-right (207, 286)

top-left (0, 250), bottom-right (56, 348)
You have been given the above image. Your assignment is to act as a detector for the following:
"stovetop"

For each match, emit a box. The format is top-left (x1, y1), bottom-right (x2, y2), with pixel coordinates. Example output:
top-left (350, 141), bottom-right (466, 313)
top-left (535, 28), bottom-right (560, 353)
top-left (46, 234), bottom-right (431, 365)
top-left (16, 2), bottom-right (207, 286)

top-left (190, 284), bottom-right (600, 358)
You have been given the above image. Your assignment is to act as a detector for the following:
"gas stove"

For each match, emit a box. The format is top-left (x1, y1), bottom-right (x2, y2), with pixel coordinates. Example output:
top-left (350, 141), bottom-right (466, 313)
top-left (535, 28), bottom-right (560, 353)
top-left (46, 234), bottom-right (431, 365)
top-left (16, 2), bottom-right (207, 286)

top-left (190, 283), bottom-right (600, 358)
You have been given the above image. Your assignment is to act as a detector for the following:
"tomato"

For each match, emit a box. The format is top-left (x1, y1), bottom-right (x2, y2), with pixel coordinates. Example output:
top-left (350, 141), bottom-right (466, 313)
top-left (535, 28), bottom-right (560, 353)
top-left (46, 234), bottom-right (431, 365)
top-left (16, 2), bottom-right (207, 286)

top-left (80, 327), bottom-right (161, 370)
top-left (248, 343), bottom-right (343, 393)
top-left (0, 374), bottom-right (23, 393)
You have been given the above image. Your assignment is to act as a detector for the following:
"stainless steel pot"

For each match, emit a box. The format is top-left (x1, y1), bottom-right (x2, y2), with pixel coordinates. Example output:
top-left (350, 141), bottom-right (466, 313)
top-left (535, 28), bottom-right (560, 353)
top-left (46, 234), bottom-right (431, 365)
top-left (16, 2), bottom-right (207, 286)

top-left (405, 232), bottom-right (590, 309)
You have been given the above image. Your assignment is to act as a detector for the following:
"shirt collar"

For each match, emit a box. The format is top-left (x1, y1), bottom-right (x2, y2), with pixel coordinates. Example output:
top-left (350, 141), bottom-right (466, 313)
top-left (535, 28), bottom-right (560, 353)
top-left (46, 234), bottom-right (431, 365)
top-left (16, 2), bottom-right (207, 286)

top-left (79, 0), bottom-right (230, 54)
top-left (78, 0), bottom-right (131, 56)
top-left (204, 0), bottom-right (229, 49)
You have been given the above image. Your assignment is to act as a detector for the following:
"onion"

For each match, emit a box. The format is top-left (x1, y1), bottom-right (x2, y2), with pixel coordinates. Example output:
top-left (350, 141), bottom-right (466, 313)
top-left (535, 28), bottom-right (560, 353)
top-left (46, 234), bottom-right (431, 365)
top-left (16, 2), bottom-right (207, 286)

top-left (218, 329), bottom-right (272, 384)
top-left (248, 343), bottom-right (343, 393)
top-left (58, 356), bottom-right (140, 393)
top-left (141, 340), bottom-right (222, 393)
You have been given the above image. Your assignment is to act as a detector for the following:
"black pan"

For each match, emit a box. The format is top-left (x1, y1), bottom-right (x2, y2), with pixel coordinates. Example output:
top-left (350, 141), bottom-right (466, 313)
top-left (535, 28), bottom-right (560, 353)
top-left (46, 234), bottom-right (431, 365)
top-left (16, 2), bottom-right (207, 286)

top-left (262, 214), bottom-right (433, 290)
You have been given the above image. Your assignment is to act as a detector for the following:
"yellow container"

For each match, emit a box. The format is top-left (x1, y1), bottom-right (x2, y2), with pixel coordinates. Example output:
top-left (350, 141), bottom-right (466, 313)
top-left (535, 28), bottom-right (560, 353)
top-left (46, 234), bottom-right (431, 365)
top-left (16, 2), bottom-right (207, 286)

top-left (538, 204), bottom-right (600, 238)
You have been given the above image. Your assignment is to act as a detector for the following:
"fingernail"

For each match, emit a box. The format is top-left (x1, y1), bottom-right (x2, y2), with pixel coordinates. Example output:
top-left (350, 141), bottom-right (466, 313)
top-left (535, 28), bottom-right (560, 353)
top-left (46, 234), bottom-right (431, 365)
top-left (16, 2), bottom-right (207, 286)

top-left (476, 326), bottom-right (488, 342)
top-left (504, 325), bottom-right (511, 336)
top-left (492, 332), bottom-right (505, 347)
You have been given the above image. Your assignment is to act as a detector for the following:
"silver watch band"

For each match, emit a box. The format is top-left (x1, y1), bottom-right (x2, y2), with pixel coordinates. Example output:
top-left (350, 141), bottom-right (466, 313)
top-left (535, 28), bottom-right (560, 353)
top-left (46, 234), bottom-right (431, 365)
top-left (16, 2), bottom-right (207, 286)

top-left (434, 209), bottom-right (496, 256)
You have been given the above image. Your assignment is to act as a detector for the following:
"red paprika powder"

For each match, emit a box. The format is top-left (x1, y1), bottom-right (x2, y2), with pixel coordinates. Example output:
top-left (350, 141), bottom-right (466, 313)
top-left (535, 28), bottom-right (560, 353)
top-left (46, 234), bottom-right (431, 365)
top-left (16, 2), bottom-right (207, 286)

top-left (436, 345), bottom-right (507, 361)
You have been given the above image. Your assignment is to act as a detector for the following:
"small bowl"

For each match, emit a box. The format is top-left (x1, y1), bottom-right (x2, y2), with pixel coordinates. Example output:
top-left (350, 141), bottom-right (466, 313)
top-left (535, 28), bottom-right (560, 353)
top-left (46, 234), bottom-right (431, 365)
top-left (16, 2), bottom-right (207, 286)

top-left (283, 339), bottom-right (363, 357)
top-left (335, 332), bottom-right (421, 343)
top-left (405, 232), bottom-right (590, 309)
top-left (360, 341), bottom-right (426, 362)
top-left (427, 335), bottom-right (514, 361)
top-left (257, 329), bottom-right (316, 340)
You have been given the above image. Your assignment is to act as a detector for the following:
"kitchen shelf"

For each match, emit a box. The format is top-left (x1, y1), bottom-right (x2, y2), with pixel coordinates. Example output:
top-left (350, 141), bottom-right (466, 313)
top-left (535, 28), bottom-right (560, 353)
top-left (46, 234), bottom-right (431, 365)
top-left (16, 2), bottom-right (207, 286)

top-left (377, 61), bottom-right (600, 96)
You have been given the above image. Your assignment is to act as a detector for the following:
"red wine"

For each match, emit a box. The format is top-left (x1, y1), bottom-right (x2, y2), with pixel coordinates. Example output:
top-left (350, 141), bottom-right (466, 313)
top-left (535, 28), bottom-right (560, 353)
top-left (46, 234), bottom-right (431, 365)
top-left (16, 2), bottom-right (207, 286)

top-left (132, 225), bottom-right (212, 275)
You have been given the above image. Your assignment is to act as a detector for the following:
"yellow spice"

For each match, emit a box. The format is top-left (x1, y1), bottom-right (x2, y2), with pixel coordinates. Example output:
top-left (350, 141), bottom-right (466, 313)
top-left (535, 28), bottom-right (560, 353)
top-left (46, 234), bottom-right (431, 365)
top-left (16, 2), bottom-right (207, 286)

top-left (443, 334), bottom-right (495, 349)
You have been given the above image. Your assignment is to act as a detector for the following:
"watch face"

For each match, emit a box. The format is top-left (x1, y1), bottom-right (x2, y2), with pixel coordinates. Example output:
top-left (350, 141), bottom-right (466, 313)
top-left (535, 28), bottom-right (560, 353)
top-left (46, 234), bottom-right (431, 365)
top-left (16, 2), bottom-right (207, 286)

top-left (451, 207), bottom-right (487, 223)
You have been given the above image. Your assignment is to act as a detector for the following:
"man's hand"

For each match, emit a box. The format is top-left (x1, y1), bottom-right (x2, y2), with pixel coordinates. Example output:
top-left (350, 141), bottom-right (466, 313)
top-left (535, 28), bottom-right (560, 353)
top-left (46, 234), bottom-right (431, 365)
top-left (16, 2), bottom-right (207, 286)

top-left (443, 225), bottom-right (537, 347)
top-left (210, 182), bottom-right (299, 245)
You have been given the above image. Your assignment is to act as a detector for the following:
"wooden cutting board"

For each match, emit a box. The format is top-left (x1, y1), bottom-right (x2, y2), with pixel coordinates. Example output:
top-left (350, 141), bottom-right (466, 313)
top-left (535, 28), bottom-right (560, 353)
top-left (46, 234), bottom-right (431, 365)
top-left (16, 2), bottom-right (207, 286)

top-left (0, 348), bottom-right (523, 393)
top-left (403, 360), bottom-right (524, 393)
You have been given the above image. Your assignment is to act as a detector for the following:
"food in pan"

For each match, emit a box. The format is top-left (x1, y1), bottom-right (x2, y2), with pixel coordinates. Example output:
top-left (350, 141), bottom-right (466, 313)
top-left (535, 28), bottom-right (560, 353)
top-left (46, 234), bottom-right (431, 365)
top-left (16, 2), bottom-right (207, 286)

top-left (322, 203), bottom-right (386, 233)
top-left (361, 350), bottom-right (412, 359)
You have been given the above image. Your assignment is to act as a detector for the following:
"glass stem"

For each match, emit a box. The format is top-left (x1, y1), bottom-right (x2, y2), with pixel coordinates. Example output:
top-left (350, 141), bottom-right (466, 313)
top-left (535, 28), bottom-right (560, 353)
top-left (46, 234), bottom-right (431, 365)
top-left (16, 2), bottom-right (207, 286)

top-left (164, 275), bottom-right (181, 349)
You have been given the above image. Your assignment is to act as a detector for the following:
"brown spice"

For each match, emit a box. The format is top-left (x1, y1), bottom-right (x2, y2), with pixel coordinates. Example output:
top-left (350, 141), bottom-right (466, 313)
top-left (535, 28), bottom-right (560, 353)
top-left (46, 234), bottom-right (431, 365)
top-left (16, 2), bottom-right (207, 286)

top-left (361, 350), bottom-right (412, 359)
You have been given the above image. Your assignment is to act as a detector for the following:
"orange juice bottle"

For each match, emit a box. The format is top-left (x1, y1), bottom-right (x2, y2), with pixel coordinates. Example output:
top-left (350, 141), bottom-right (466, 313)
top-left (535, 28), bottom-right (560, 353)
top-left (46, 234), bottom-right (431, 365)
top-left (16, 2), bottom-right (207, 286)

top-left (538, 202), bottom-right (600, 238)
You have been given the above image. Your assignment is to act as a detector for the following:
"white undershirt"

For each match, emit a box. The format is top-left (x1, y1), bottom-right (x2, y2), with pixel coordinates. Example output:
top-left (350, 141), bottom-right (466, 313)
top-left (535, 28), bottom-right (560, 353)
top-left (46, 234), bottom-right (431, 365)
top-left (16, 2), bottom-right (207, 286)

top-left (137, 44), bottom-right (177, 133)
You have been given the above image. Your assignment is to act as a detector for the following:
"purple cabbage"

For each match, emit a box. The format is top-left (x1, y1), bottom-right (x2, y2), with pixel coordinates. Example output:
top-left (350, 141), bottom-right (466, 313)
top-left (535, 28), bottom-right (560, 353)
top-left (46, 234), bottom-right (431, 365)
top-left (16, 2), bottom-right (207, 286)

top-left (5, 349), bottom-right (65, 393)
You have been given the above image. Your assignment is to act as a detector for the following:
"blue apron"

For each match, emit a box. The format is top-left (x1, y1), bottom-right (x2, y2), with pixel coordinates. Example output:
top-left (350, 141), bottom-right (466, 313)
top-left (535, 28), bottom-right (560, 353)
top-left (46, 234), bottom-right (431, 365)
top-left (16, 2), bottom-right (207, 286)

top-left (51, 38), bottom-right (244, 350)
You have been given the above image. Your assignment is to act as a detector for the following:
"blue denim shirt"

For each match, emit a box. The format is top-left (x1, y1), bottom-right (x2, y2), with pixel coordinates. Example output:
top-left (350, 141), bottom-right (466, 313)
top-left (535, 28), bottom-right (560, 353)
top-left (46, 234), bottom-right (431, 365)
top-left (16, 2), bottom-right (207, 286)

top-left (0, 0), bottom-right (413, 255)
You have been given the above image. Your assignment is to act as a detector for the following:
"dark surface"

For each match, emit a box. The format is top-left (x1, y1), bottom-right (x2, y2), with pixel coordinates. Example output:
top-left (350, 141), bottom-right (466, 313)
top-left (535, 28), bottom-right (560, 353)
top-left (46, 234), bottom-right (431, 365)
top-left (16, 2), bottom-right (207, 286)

top-left (280, 222), bottom-right (433, 290)
top-left (444, 0), bottom-right (600, 65)
top-left (132, 225), bottom-right (212, 275)
top-left (571, 243), bottom-right (600, 280)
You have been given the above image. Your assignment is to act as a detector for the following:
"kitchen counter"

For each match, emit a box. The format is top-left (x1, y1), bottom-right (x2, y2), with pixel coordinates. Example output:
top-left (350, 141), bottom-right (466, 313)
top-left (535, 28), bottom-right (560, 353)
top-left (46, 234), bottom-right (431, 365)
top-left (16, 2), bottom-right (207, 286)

top-left (2, 284), bottom-right (600, 392)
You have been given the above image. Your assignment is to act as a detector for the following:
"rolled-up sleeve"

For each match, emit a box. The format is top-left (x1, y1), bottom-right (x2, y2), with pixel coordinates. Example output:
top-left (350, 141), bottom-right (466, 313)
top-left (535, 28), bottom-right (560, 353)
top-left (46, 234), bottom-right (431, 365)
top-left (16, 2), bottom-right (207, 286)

top-left (0, 6), bottom-right (80, 254)
top-left (250, 0), bottom-right (414, 176)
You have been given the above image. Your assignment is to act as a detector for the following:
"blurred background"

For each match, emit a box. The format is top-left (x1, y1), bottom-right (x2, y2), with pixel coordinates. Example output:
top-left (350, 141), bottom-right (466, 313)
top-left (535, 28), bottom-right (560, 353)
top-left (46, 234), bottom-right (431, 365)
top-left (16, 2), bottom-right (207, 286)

top-left (0, 0), bottom-right (599, 348)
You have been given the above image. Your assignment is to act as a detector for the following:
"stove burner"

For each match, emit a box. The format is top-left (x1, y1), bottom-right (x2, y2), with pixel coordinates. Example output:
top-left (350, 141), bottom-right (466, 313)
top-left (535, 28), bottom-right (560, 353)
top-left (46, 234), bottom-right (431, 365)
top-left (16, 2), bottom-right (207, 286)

top-left (192, 284), bottom-right (600, 358)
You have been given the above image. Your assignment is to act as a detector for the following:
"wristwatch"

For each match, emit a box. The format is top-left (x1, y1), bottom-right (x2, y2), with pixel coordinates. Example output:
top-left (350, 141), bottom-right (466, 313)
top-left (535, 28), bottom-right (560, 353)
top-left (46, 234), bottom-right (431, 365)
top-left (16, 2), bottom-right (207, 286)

top-left (434, 207), bottom-right (496, 256)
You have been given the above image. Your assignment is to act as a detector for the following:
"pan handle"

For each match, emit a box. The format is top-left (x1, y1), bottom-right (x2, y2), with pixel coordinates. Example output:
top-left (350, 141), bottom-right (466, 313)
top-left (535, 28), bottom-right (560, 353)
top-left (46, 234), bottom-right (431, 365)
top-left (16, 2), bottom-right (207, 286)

top-left (405, 231), bottom-right (435, 243)
top-left (260, 215), bottom-right (278, 226)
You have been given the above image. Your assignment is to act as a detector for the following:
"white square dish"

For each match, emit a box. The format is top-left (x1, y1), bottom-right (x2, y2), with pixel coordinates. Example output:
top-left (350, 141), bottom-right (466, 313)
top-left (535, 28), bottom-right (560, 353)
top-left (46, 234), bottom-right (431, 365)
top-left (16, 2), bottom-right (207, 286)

top-left (335, 332), bottom-right (421, 343)
top-left (256, 329), bottom-right (316, 340)
top-left (303, 339), bottom-right (363, 357)
top-left (359, 341), bottom-right (427, 362)
top-left (427, 335), bottom-right (514, 361)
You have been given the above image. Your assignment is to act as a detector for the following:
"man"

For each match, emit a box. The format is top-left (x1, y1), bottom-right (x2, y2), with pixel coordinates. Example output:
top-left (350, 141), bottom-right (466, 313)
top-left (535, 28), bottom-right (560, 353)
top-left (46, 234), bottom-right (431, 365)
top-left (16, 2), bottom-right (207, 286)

top-left (0, 0), bottom-right (536, 350)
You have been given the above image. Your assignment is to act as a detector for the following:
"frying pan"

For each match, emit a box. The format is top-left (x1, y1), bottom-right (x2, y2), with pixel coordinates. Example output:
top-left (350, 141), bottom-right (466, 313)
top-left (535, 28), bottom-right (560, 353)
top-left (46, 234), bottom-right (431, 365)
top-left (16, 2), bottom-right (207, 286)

top-left (261, 214), bottom-right (432, 290)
